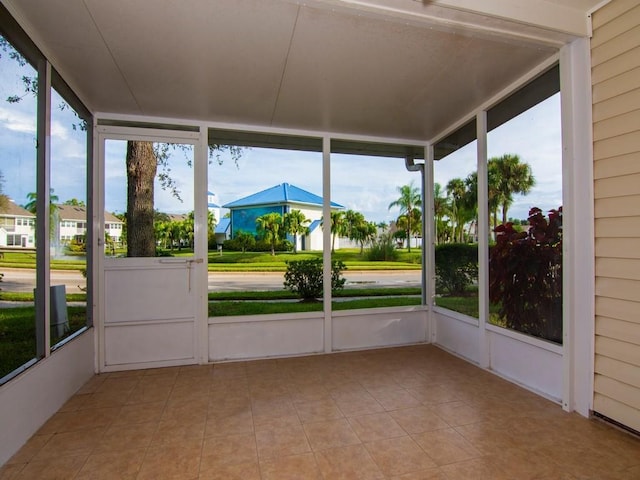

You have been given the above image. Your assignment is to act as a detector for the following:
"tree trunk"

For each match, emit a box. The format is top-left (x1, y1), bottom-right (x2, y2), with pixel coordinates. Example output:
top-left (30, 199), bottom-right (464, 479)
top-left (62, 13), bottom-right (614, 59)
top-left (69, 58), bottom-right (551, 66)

top-left (126, 141), bottom-right (157, 257)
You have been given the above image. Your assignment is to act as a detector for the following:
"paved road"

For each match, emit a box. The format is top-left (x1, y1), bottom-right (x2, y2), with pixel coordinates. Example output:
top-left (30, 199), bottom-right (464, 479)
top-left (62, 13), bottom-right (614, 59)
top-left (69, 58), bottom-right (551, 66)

top-left (1, 268), bottom-right (421, 293)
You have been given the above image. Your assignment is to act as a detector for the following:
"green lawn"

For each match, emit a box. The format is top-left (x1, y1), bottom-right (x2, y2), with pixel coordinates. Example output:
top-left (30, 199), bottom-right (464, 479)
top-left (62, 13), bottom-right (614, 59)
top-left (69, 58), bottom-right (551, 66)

top-left (0, 249), bottom-right (421, 272)
top-left (0, 306), bottom-right (87, 380)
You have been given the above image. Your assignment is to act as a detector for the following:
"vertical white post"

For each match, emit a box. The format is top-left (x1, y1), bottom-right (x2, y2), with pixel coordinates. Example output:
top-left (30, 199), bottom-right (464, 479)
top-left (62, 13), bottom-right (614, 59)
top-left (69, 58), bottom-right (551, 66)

top-left (424, 145), bottom-right (436, 343)
top-left (94, 122), bottom-right (104, 372)
top-left (560, 38), bottom-right (594, 416)
top-left (36, 59), bottom-right (52, 358)
top-left (322, 136), bottom-right (332, 353)
top-left (477, 111), bottom-right (490, 368)
top-left (195, 125), bottom-right (209, 364)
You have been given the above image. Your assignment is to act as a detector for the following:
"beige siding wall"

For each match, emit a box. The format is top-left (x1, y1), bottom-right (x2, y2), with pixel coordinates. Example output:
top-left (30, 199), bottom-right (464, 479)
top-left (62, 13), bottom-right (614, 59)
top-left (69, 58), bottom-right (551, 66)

top-left (592, 0), bottom-right (640, 432)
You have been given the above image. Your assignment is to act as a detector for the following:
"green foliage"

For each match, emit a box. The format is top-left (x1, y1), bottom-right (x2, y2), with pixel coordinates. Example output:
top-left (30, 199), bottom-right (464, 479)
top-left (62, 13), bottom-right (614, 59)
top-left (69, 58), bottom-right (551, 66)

top-left (283, 258), bottom-right (346, 301)
top-left (367, 233), bottom-right (399, 261)
top-left (489, 207), bottom-right (562, 343)
top-left (435, 243), bottom-right (478, 296)
top-left (223, 231), bottom-right (255, 252)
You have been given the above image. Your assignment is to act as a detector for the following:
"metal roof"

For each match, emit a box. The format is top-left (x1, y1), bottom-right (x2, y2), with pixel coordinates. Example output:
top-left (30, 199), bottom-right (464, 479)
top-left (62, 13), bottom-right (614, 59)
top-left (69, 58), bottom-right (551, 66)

top-left (215, 217), bottom-right (231, 234)
top-left (223, 183), bottom-right (344, 209)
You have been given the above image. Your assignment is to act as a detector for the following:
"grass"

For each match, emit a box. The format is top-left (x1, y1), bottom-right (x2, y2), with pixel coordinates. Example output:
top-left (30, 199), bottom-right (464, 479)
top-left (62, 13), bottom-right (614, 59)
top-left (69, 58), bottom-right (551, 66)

top-left (0, 292), bottom-right (87, 302)
top-left (0, 251), bottom-right (86, 271)
top-left (1, 249), bottom-right (421, 272)
top-left (0, 306), bottom-right (87, 380)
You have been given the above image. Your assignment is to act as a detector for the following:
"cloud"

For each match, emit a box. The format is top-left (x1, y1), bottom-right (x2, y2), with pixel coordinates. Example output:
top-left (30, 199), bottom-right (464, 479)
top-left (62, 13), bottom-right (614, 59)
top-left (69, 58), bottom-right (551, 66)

top-left (0, 106), bottom-right (36, 134)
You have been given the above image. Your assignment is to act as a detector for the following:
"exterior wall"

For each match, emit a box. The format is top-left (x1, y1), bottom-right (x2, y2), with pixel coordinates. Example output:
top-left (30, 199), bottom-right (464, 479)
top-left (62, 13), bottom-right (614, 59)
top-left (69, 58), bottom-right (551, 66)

top-left (0, 330), bottom-right (94, 465)
top-left (0, 215), bottom-right (35, 248)
top-left (591, 0), bottom-right (640, 432)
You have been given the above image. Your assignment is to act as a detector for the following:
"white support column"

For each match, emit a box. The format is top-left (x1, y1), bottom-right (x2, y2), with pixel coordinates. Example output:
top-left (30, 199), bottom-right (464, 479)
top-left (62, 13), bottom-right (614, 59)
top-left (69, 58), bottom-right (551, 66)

top-left (195, 125), bottom-right (209, 364)
top-left (424, 145), bottom-right (436, 343)
top-left (322, 136), bottom-right (332, 353)
top-left (476, 111), bottom-right (490, 369)
top-left (560, 38), bottom-right (594, 416)
top-left (93, 118), bottom-right (103, 373)
top-left (36, 59), bottom-right (52, 358)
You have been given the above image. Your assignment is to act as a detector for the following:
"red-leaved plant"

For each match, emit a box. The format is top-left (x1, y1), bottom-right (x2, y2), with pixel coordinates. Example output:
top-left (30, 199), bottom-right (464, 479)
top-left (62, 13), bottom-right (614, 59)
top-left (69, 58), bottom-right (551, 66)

top-left (488, 207), bottom-right (562, 343)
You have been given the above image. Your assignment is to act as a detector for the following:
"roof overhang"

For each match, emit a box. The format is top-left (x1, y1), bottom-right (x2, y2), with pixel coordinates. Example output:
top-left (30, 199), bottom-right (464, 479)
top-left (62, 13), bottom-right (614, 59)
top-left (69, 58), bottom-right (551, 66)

top-left (1, 0), bottom-right (601, 150)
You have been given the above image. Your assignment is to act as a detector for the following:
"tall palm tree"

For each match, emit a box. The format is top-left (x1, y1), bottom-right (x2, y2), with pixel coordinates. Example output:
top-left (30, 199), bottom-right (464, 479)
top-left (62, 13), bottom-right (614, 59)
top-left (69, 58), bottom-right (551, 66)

top-left (490, 154), bottom-right (535, 224)
top-left (283, 209), bottom-right (310, 253)
top-left (322, 210), bottom-right (345, 253)
top-left (256, 212), bottom-right (283, 256)
top-left (433, 182), bottom-right (450, 244)
top-left (445, 178), bottom-right (467, 243)
top-left (388, 182), bottom-right (421, 252)
top-left (24, 189), bottom-right (59, 240)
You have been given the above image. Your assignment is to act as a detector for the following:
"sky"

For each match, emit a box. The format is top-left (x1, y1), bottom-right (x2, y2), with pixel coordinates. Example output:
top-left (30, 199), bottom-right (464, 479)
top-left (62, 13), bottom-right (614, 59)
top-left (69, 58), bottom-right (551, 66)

top-left (1, 43), bottom-right (562, 225)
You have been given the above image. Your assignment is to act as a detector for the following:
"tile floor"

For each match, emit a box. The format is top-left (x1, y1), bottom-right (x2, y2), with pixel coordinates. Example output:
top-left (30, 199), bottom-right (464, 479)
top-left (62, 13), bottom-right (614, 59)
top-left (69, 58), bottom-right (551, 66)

top-left (2, 345), bottom-right (639, 479)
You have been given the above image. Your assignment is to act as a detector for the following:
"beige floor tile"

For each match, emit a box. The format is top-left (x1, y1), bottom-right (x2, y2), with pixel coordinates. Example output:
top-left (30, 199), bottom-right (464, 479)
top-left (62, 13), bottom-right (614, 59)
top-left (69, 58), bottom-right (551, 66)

top-left (162, 400), bottom-right (209, 425)
top-left (407, 384), bottom-right (464, 405)
top-left (255, 423), bottom-right (311, 459)
top-left (251, 397), bottom-right (298, 426)
top-left (428, 400), bottom-right (487, 426)
top-left (348, 412), bottom-right (407, 442)
top-left (314, 444), bottom-right (385, 479)
top-left (198, 461), bottom-right (261, 480)
top-left (75, 450), bottom-right (145, 480)
top-left (32, 427), bottom-right (105, 460)
top-left (136, 439), bottom-right (202, 480)
top-left (37, 407), bottom-right (120, 434)
top-left (0, 463), bottom-right (24, 479)
top-left (259, 452), bottom-right (323, 480)
top-left (334, 392), bottom-right (385, 417)
top-left (368, 387), bottom-right (423, 411)
top-left (200, 433), bottom-right (257, 470)
top-left (439, 457), bottom-right (511, 480)
top-left (112, 400), bottom-right (166, 425)
top-left (6, 434), bottom-right (52, 464)
top-left (364, 435), bottom-right (437, 477)
top-left (151, 417), bottom-right (206, 446)
top-left (295, 398), bottom-right (344, 423)
top-left (389, 406), bottom-right (450, 434)
top-left (7, 345), bottom-right (640, 480)
top-left (205, 406), bottom-right (254, 437)
top-left (412, 427), bottom-right (481, 466)
top-left (14, 455), bottom-right (87, 480)
top-left (126, 383), bottom-right (173, 405)
top-left (453, 420), bottom-right (515, 455)
top-left (389, 467), bottom-right (450, 479)
top-left (303, 418), bottom-right (361, 451)
top-left (97, 421), bottom-right (157, 452)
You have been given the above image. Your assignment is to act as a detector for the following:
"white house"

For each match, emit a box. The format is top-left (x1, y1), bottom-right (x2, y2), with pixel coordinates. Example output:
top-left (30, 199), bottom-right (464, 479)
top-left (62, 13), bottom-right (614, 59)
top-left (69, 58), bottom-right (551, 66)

top-left (0, 200), bottom-right (35, 249)
top-left (55, 204), bottom-right (123, 246)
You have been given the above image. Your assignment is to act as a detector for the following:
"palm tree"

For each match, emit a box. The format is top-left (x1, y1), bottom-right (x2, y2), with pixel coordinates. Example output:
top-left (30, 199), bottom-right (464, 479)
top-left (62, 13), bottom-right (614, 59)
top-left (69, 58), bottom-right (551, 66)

top-left (433, 182), bottom-right (450, 244)
top-left (388, 182), bottom-right (421, 252)
top-left (283, 209), bottom-right (310, 254)
top-left (490, 154), bottom-right (535, 225)
top-left (256, 212), bottom-right (283, 256)
top-left (445, 178), bottom-right (467, 243)
top-left (24, 189), bottom-right (59, 240)
top-left (322, 211), bottom-right (346, 253)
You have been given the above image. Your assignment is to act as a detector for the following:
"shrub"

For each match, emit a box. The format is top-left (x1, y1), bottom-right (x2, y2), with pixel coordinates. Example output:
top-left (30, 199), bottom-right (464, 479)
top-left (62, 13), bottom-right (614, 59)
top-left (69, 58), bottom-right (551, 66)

top-left (367, 233), bottom-right (399, 261)
top-left (283, 258), bottom-right (346, 301)
top-left (489, 207), bottom-right (562, 343)
top-left (435, 243), bottom-right (478, 296)
top-left (224, 232), bottom-right (256, 252)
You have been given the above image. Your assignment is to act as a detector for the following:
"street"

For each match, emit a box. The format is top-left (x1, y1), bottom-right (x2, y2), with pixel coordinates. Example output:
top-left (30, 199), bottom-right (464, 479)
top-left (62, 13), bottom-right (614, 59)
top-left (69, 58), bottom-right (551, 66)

top-left (1, 268), bottom-right (421, 293)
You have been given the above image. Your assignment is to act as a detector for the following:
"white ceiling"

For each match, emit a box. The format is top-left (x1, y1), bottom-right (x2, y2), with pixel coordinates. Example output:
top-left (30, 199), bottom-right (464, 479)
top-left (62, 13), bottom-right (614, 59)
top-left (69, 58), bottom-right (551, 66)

top-left (3, 0), bottom-right (603, 143)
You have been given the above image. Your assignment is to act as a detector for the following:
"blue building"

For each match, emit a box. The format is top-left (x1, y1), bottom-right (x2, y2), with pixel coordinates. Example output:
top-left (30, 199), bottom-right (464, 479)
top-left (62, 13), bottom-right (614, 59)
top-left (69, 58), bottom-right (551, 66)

top-left (222, 183), bottom-right (343, 251)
